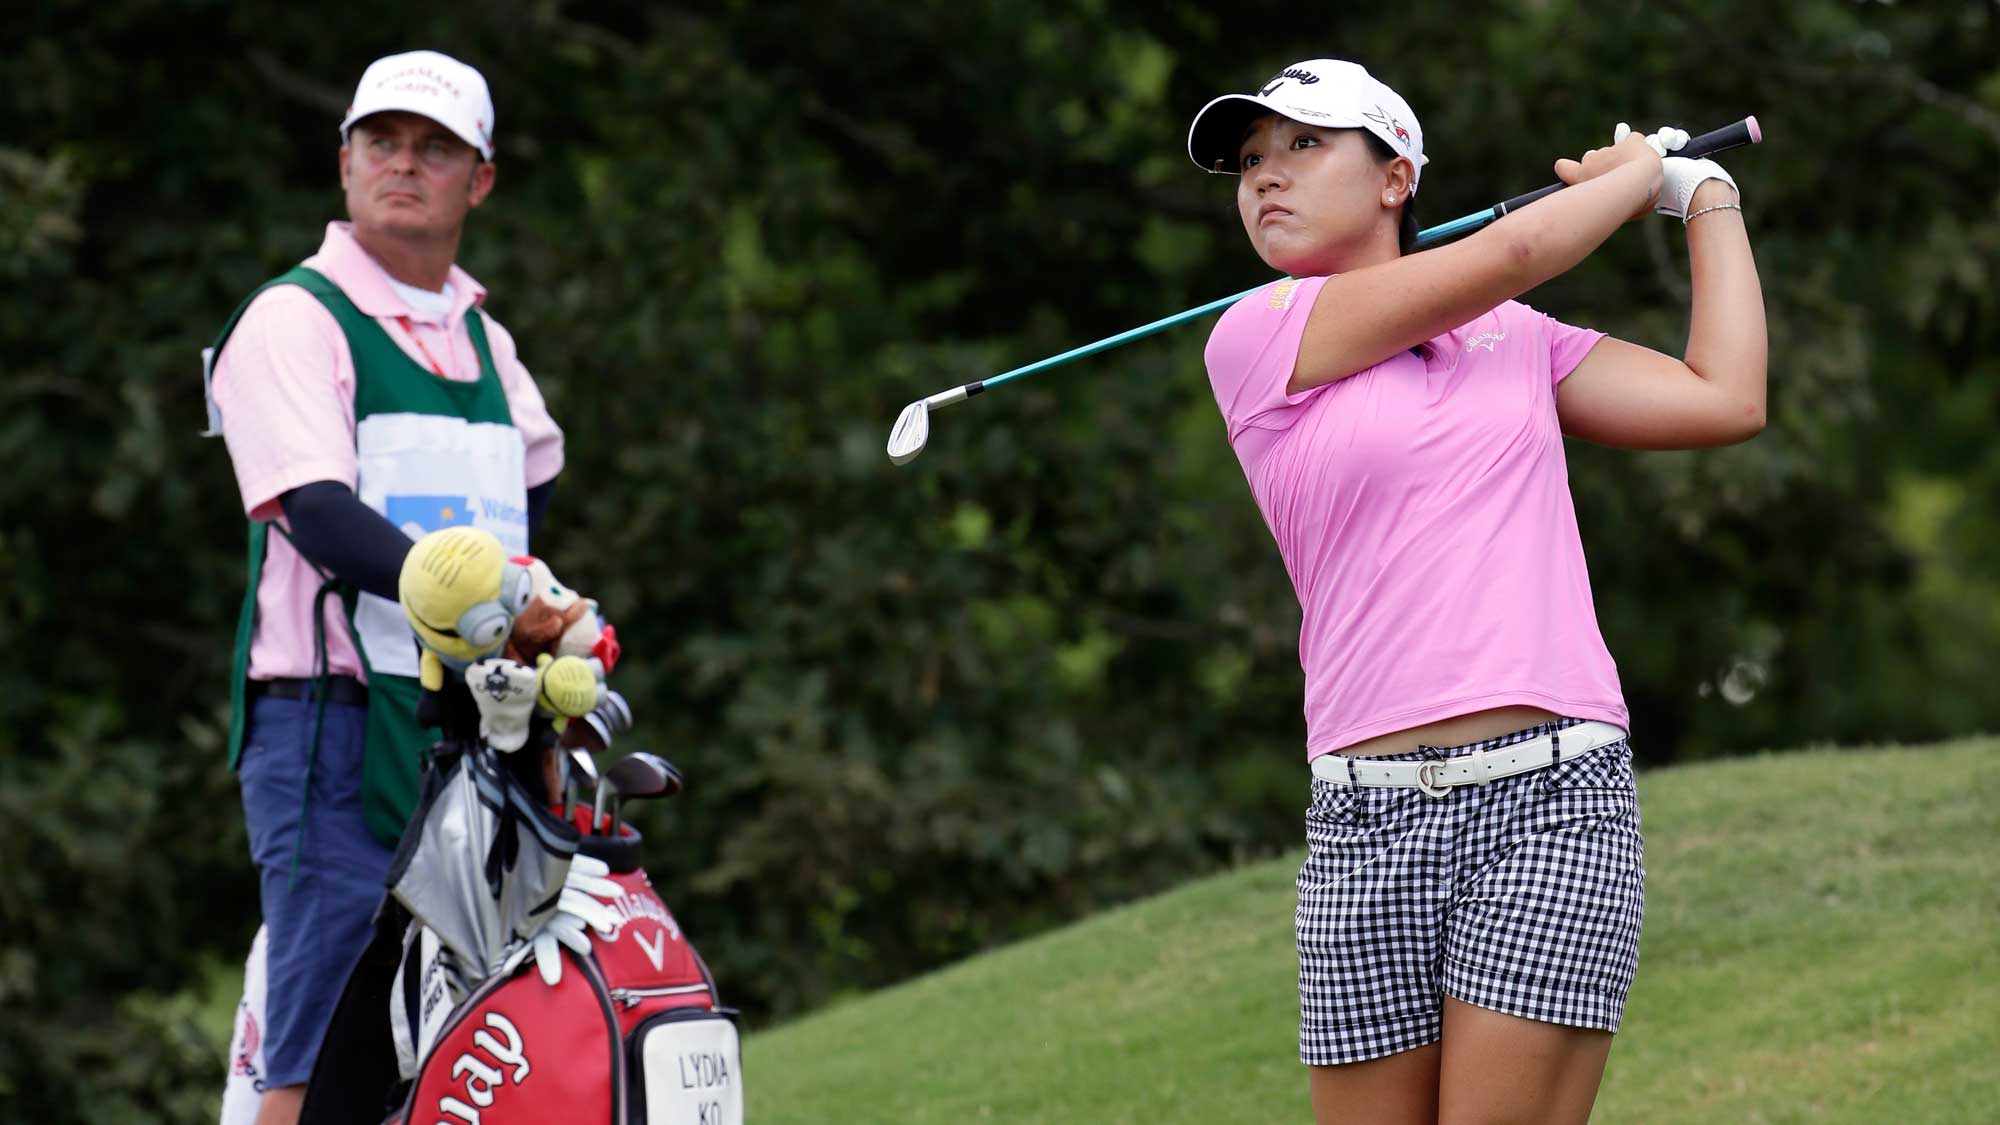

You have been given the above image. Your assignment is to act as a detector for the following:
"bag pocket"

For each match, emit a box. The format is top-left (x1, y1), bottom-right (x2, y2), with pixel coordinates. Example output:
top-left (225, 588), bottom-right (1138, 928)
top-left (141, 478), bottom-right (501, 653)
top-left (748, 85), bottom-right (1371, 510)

top-left (402, 950), bottom-right (623, 1125)
top-left (629, 1007), bottom-right (744, 1125)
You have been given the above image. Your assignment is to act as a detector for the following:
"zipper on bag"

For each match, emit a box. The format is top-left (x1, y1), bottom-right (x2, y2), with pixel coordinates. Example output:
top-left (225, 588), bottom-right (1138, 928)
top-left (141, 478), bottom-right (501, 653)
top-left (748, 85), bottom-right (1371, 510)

top-left (609, 983), bottom-right (715, 1009)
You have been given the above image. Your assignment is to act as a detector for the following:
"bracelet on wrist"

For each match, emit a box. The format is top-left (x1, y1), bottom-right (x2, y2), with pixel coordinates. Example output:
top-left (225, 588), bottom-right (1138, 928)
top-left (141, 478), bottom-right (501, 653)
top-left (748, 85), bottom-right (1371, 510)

top-left (1684, 201), bottom-right (1742, 225)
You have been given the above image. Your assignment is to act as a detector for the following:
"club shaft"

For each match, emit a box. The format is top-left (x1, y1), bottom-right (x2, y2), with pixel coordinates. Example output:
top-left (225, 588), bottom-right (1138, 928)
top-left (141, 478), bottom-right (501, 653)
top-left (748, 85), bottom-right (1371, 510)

top-left (982, 288), bottom-right (1261, 391)
top-left (561, 753), bottom-right (573, 822)
top-left (961, 117), bottom-right (1760, 397)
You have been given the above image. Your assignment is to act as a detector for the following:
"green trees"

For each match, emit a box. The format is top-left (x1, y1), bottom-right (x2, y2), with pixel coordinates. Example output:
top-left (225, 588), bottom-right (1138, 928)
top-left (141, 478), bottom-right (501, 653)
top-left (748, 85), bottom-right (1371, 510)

top-left (3, 1), bottom-right (1995, 1117)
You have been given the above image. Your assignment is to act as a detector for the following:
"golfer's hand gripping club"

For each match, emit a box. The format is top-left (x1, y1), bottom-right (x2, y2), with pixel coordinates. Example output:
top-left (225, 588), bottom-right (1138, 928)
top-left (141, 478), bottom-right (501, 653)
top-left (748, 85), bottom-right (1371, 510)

top-left (886, 116), bottom-right (1761, 466)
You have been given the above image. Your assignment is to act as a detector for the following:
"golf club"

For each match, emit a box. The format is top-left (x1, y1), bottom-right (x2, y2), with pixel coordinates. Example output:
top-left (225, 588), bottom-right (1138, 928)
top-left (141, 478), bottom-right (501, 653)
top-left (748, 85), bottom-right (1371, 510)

top-left (561, 744), bottom-right (597, 824)
top-left (597, 751), bottom-right (684, 835)
top-left (886, 116), bottom-right (1762, 465)
top-left (559, 746), bottom-right (571, 822)
top-left (592, 771), bottom-right (612, 835)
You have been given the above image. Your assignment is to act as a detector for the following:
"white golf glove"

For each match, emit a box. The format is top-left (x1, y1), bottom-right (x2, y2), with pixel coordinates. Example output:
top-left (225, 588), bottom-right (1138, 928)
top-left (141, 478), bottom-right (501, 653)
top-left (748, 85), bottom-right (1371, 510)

top-left (561, 853), bottom-right (626, 901)
top-left (500, 855), bottom-right (625, 986)
top-left (1614, 122), bottom-right (1738, 220)
top-left (465, 658), bottom-right (539, 751)
top-left (1614, 121), bottom-right (1688, 157)
top-left (1659, 155), bottom-right (1738, 220)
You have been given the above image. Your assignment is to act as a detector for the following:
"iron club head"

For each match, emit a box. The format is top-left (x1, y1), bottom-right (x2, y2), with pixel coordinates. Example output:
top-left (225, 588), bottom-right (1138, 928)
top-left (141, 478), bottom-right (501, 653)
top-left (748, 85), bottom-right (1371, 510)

top-left (581, 690), bottom-right (632, 748)
top-left (887, 399), bottom-right (929, 465)
top-left (595, 752), bottom-right (684, 835)
top-left (886, 385), bottom-right (975, 466)
top-left (564, 745), bottom-right (598, 785)
top-left (607, 752), bottom-right (683, 801)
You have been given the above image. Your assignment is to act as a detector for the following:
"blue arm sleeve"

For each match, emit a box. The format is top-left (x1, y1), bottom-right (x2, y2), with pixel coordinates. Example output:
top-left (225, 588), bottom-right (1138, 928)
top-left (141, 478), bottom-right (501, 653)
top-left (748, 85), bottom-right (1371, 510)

top-left (527, 476), bottom-right (556, 546)
top-left (281, 477), bottom-right (558, 599)
top-left (279, 481), bottom-right (414, 601)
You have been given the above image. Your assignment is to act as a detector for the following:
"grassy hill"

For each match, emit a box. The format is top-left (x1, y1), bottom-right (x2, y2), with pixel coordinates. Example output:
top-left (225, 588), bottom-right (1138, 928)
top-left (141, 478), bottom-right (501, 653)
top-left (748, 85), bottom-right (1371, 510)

top-left (743, 740), bottom-right (1999, 1123)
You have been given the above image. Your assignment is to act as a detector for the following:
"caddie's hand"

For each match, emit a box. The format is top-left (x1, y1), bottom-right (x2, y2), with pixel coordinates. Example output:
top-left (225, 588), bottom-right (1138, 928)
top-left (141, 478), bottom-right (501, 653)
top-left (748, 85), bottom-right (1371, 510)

top-left (465, 658), bottom-right (539, 752)
top-left (1553, 123), bottom-right (1664, 222)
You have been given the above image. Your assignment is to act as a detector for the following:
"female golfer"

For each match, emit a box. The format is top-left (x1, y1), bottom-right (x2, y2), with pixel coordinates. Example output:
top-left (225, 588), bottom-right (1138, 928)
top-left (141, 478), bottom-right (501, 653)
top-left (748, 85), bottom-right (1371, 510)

top-left (1187, 60), bottom-right (1764, 1123)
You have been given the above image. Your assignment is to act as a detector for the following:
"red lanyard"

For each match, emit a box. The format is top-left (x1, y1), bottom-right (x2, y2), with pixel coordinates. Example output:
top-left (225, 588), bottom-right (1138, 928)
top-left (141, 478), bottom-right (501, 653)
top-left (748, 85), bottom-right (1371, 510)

top-left (396, 316), bottom-right (452, 379)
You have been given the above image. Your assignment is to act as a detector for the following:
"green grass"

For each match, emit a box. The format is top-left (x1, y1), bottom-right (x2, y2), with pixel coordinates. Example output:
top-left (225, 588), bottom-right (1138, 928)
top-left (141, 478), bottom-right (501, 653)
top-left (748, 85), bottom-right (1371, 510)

top-left (744, 740), bottom-right (2000, 1123)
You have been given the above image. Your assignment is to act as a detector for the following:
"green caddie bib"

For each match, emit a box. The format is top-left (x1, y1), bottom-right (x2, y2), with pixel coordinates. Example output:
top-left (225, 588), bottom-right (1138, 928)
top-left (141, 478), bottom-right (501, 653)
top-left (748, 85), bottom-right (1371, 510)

top-left (210, 265), bottom-right (526, 845)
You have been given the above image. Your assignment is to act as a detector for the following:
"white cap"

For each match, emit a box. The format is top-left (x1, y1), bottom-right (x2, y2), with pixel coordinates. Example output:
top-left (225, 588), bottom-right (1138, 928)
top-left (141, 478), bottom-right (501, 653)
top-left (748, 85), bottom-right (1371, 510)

top-left (340, 50), bottom-right (494, 160)
top-left (1187, 59), bottom-right (1427, 191)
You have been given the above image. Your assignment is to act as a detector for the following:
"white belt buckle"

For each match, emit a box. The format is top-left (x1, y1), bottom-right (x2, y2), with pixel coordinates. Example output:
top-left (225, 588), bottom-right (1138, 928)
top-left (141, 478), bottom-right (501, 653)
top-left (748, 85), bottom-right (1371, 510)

top-left (1415, 760), bottom-right (1452, 798)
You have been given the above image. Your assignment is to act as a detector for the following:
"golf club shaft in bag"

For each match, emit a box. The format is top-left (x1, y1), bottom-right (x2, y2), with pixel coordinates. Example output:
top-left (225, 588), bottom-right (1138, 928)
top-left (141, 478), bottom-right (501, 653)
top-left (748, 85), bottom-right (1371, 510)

top-left (887, 116), bottom-right (1762, 465)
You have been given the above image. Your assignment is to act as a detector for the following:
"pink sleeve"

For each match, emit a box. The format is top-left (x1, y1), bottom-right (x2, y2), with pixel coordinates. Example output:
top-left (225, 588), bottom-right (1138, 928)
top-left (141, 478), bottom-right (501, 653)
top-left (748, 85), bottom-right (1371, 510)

top-left (480, 313), bottom-right (565, 487)
top-left (1203, 276), bottom-right (1331, 438)
top-left (212, 287), bottom-right (359, 522)
top-left (1543, 307), bottom-right (1607, 387)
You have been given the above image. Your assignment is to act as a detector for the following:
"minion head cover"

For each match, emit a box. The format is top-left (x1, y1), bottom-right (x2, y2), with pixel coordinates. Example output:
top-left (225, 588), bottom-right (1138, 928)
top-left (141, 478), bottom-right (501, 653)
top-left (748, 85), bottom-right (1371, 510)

top-left (399, 526), bottom-right (533, 669)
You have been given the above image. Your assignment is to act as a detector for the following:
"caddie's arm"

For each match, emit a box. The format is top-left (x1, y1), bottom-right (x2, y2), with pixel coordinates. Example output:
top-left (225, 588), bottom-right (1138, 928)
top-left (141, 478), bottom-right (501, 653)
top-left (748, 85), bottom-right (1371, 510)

top-left (281, 482), bottom-right (413, 601)
top-left (281, 474), bottom-right (557, 603)
top-left (526, 475), bottom-right (556, 543)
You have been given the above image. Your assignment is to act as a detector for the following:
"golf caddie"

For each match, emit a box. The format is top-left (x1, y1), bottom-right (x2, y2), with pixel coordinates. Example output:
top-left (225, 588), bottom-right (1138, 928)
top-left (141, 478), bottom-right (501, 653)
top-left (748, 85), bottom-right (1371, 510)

top-left (203, 50), bottom-right (563, 1125)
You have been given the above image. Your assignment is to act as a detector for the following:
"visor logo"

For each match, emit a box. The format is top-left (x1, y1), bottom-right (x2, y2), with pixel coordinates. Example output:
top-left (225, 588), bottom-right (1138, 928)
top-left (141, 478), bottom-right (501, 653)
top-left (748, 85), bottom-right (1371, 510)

top-left (1363, 106), bottom-right (1413, 149)
top-left (1259, 67), bottom-right (1320, 97)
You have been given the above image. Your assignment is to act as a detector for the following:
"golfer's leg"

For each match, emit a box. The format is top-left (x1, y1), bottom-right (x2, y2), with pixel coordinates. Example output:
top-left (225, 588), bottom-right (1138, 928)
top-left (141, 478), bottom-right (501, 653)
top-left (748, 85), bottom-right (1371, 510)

top-left (1436, 998), bottom-right (1611, 1125)
top-left (1432, 738), bottom-right (1643, 1125)
top-left (1308, 1045), bottom-right (1440, 1125)
top-left (1297, 777), bottom-right (1448, 1124)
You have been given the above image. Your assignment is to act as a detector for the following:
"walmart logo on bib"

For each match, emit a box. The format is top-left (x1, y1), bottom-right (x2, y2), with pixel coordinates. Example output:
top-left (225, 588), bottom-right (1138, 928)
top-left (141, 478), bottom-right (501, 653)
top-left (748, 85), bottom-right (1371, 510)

top-left (386, 494), bottom-right (529, 541)
top-left (386, 495), bottom-right (476, 538)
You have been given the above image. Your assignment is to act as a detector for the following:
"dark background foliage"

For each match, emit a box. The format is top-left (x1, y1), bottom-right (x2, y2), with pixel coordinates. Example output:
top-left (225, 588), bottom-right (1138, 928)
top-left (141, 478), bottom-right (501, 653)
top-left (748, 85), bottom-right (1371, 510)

top-left (3, 0), bottom-right (1996, 1117)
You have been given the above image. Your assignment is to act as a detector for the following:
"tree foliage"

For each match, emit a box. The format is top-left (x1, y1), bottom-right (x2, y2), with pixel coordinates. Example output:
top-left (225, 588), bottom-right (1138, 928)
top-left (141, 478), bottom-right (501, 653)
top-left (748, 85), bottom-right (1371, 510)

top-left (3, 0), bottom-right (1996, 1118)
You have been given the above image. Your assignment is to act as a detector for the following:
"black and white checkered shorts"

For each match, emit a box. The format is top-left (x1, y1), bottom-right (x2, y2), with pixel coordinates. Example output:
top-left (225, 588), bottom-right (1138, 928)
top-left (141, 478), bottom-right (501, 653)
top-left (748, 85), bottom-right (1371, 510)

top-left (1297, 719), bottom-right (1645, 1066)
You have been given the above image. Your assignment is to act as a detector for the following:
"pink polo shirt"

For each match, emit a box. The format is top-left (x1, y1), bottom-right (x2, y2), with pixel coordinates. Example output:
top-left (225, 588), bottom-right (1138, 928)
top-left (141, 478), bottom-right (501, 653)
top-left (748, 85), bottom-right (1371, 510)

top-left (1205, 277), bottom-right (1628, 759)
top-left (213, 222), bottom-right (564, 681)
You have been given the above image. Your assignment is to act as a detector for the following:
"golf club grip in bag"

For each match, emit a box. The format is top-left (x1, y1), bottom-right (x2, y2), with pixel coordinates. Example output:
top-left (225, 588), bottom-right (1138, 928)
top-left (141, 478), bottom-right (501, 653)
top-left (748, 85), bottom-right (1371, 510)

top-left (1491, 117), bottom-right (1761, 218)
top-left (364, 843), bottom-right (742, 1125)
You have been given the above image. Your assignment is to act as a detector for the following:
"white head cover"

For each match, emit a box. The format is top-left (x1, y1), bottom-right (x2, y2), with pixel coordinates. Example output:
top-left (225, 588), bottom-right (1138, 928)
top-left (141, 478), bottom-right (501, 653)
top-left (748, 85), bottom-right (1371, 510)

top-left (1187, 59), bottom-right (1428, 192)
top-left (341, 50), bottom-right (495, 160)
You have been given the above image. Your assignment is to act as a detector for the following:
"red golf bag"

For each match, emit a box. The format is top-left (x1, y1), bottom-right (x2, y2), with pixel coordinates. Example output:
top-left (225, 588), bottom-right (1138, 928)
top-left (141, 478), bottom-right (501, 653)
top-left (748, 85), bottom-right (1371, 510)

top-left (397, 824), bottom-right (743, 1125)
top-left (300, 746), bottom-right (744, 1125)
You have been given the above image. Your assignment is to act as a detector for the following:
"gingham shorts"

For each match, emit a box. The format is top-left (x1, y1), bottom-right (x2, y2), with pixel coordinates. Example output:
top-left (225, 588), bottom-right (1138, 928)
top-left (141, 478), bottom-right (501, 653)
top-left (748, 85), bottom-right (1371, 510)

top-left (1297, 719), bottom-right (1645, 1066)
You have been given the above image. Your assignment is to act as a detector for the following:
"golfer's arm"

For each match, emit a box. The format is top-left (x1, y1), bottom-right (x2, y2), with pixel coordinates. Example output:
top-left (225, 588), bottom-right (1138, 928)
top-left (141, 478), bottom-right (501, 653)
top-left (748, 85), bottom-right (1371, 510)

top-left (1556, 181), bottom-right (1767, 450)
top-left (1291, 158), bottom-right (1659, 395)
top-left (1682, 181), bottom-right (1766, 432)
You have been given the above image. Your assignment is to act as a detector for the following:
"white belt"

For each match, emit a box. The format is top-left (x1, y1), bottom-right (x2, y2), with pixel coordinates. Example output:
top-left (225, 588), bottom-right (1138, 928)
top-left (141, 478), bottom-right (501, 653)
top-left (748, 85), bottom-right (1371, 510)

top-left (1310, 721), bottom-right (1628, 798)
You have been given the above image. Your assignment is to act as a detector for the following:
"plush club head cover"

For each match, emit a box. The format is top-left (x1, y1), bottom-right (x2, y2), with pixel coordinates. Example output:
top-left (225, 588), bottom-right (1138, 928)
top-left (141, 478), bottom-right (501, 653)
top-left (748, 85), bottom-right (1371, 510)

top-left (535, 653), bottom-right (606, 728)
top-left (505, 558), bottom-right (590, 662)
top-left (399, 527), bottom-right (532, 690)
